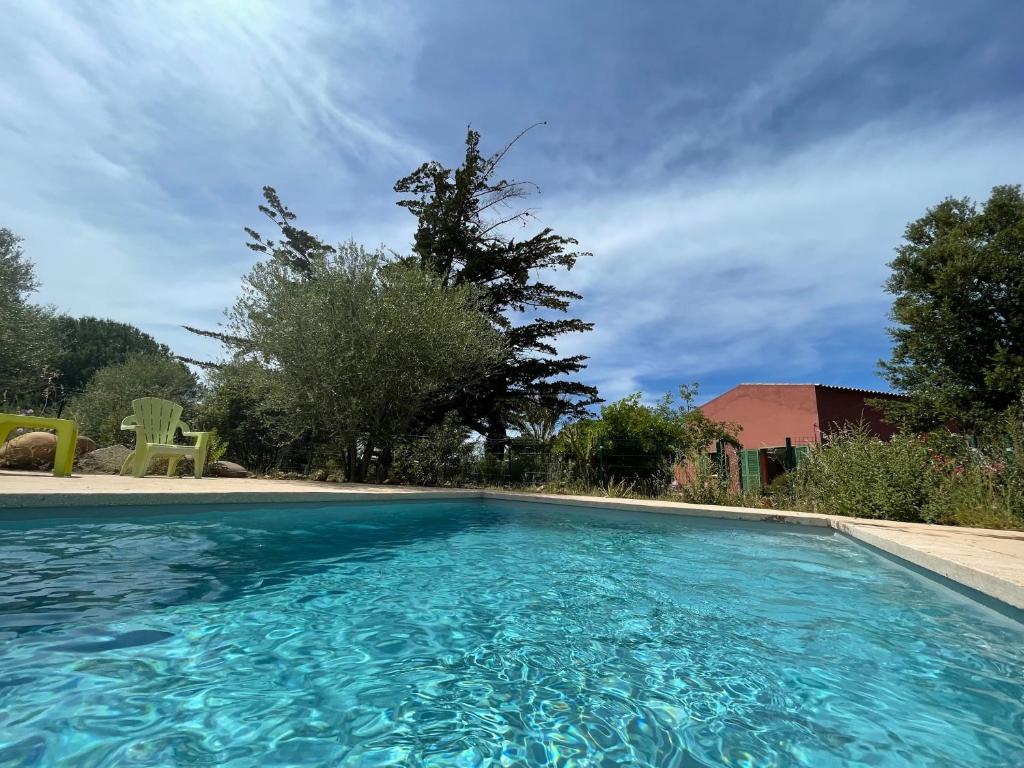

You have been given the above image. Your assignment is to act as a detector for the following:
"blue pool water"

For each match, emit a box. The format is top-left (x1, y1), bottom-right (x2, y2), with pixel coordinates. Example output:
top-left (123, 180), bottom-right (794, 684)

top-left (0, 500), bottom-right (1022, 767)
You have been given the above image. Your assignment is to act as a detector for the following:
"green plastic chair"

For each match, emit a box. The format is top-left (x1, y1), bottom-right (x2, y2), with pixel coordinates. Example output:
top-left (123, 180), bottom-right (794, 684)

top-left (0, 413), bottom-right (79, 477)
top-left (119, 397), bottom-right (210, 478)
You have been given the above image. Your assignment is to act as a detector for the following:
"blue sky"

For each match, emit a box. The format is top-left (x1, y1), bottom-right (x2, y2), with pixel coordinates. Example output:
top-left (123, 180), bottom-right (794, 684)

top-left (2, 1), bottom-right (1023, 404)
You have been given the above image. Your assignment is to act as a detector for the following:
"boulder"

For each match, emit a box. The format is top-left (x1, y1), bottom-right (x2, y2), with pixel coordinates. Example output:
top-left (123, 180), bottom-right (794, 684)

top-left (208, 460), bottom-right (249, 478)
top-left (76, 436), bottom-right (98, 457)
top-left (0, 432), bottom-right (57, 470)
top-left (76, 444), bottom-right (133, 475)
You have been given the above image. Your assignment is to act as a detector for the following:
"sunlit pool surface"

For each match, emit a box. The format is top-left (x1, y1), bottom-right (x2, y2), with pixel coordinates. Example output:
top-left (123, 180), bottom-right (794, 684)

top-left (0, 499), bottom-right (1022, 767)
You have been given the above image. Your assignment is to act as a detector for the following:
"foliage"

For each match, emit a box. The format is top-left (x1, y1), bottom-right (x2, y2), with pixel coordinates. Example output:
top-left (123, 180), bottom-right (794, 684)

top-left (389, 414), bottom-right (477, 486)
top-left (67, 356), bottom-right (199, 446)
top-left (551, 418), bottom-right (601, 484)
top-left (205, 429), bottom-right (230, 465)
top-left (880, 184), bottom-right (1024, 432)
top-left (395, 127), bottom-right (599, 448)
top-left (554, 384), bottom-right (738, 492)
top-left (194, 359), bottom-right (295, 472)
top-left (53, 316), bottom-right (171, 396)
top-left (509, 397), bottom-right (566, 446)
top-left (789, 425), bottom-right (936, 522)
top-left (788, 421), bottom-right (1023, 527)
top-left (0, 228), bottom-right (59, 408)
top-left (923, 409), bottom-right (1024, 528)
top-left (674, 451), bottom-right (746, 507)
top-left (224, 241), bottom-right (504, 482)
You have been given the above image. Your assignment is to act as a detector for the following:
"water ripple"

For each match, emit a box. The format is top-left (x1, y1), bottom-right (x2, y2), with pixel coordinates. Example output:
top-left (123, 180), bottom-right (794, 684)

top-left (0, 500), bottom-right (1022, 766)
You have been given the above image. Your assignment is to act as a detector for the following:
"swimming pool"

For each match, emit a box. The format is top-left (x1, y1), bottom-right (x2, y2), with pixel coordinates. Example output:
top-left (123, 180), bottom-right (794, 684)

top-left (0, 499), bottom-right (1021, 766)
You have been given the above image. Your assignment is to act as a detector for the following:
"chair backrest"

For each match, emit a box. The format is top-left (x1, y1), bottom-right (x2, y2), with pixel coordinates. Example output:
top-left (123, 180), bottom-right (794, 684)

top-left (132, 397), bottom-right (183, 445)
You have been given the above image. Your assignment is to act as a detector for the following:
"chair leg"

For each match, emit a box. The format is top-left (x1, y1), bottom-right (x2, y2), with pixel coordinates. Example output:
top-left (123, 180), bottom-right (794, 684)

top-left (52, 423), bottom-right (78, 478)
top-left (132, 446), bottom-right (150, 478)
top-left (193, 436), bottom-right (209, 479)
top-left (119, 451), bottom-right (135, 476)
top-left (167, 456), bottom-right (181, 477)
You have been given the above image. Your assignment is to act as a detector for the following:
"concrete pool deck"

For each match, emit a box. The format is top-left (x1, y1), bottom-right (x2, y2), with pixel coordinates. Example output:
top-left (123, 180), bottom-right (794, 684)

top-left (2, 470), bottom-right (1023, 612)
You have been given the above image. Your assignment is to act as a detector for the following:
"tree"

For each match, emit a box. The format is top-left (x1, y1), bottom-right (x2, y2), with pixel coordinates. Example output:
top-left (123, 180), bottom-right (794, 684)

top-left (0, 228), bottom-right (58, 408)
top-left (879, 185), bottom-right (1024, 431)
top-left (224, 241), bottom-right (503, 481)
top-left (593, 385), bottom-right (737, 484)
top-left (67, 356), bottom-right (199, 446)
top-left (53, 316), bottom-right (172, 396)
top-left (184, 186), bottom-right (331, 353)
top-left (554, 384), bottom-right (737, 487)
top-left (195, 359), bottom-right (296, 473)
top-left (394, 127), bottom-right (599, 451)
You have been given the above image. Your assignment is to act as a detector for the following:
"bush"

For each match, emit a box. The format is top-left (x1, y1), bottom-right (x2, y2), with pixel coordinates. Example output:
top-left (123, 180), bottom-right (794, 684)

top-left (195, 359), bottom-right (294, 473)
top-left (790, 425), bottom-right (937, 522)
top-left (67, 356), bottom-right (198, 446)
top-left (389, 415), bottom-right (477, 486)
top-left (789, 421), bottom-right (1024, 528)
top-left (552, 385), bottom-right (737, 491)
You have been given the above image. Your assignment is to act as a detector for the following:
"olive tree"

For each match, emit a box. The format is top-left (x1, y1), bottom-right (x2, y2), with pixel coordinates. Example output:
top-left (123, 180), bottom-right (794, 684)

top-left (227, 242), bottom-right (503, 481)
top-left (0, 228), bottom-right (58, 407)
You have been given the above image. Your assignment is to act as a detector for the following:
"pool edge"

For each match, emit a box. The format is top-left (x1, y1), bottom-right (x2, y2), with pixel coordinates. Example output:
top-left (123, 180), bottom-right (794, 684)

top-left (2, 484), bottom-right (1021, 613)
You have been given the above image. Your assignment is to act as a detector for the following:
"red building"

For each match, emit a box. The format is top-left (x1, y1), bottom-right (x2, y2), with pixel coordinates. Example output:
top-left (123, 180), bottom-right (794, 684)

top-left (697, 383), bottom-right (906, 490)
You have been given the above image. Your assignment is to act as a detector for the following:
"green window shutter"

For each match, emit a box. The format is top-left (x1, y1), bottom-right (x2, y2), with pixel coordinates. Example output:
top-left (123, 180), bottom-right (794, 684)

top-left (793, 445), bottom-right (810, 467)
top-left (740, 449), bottom-right (761, 491)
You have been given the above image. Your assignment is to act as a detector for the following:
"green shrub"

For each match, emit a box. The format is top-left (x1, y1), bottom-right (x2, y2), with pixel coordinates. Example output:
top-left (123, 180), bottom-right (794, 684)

top-left (790, 425), bottom-right (936, 522)
top-left (195, 359), bottom-right (294, 473)
top-left (789, 420), bottom-right (1023, 528)
top-left (921, 413), bottom-right (1024, 528)
top-left (389, 414), bottom-right (476, 486)
top-left (67, 356), bottom-right (198, 446)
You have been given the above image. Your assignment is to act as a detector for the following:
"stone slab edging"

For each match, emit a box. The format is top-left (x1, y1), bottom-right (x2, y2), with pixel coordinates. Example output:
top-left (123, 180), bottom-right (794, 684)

top-left (1, 483), bottom-right (1021, 612)
top-left (829, 518), bottom-right (1024, 612)
top-left (482, 490), bottom-right (834, 526)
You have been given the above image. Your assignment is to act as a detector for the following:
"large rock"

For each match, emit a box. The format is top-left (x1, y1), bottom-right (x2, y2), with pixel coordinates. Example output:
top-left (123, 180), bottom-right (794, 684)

top-left (76, 436), bottom-right (98, 457)
top-left (0, 432), bottom-right (57, 470)
top-left (0, 431), bottom-right (100, 471)
top-left (208, 460), bottom-right (249, 478)
top-left (76, 444), bottom-right (132, 475)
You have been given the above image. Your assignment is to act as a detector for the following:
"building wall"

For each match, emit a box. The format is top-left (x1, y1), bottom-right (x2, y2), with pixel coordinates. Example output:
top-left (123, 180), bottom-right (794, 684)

top-left (699, 384), bottom-right (820, 448)
top-left (813, 387), bottom-right (901, 440)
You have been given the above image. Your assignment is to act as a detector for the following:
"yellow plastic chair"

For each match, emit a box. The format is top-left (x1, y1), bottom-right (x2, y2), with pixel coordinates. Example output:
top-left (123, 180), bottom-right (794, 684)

top-left (0, 413), bottom-right (79, 477)
top-left (119, 397), bottom-right (210, 478)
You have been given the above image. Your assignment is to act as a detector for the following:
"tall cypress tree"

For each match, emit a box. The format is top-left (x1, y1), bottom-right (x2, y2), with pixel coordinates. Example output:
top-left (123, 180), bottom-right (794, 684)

top-left (395, 128), bottom-right (599, 449)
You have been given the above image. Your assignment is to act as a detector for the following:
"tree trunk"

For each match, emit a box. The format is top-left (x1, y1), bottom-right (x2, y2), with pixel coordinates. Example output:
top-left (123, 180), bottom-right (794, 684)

top-left (357, 438), bottom-right (374, 483)
top-left (484, 418), bottom-right (507, 459)
top-left (345, 438), bottom-right (358, 482)
top-left (377, 444), bottom-right (394, 483)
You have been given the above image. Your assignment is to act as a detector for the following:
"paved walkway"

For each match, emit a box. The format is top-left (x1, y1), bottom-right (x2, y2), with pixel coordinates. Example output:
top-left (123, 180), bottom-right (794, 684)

top-left (2, 471), bottom-right (1023, 611)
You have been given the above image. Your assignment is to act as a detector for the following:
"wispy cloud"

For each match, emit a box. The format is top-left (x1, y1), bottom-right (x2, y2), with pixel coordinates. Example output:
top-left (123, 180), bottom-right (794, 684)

top-left (0, 0), bottom-right (424, 359)
top-left (551, 109), bottom-right (1024, 401)
top-left (2, 1), bottom-right (1022, 403)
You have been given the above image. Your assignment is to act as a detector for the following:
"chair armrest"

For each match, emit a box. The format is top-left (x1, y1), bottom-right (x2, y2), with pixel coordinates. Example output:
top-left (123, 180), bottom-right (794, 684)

top-left (182, 430), bottom-right (209, 438)
top-left (120, 416), bottom-right (138, 430)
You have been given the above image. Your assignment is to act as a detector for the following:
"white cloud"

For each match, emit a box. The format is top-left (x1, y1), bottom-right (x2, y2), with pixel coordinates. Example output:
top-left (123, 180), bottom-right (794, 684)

top-left (547, 109), bottom-right (1024, 401)
top-left (0, 0), bottom-right (424, 360)
top-left (2, 0), bottom-right (1021, 406)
